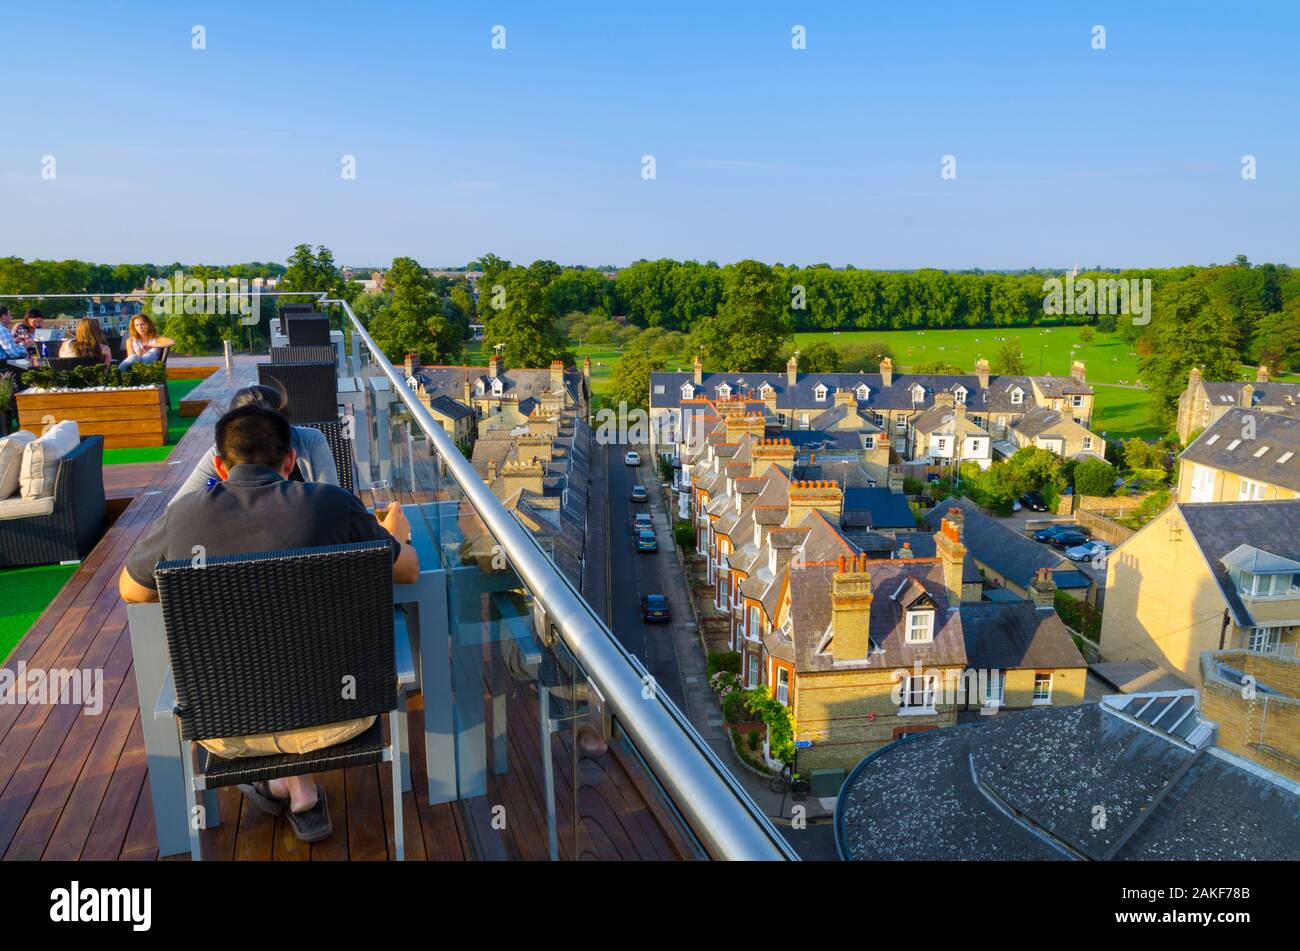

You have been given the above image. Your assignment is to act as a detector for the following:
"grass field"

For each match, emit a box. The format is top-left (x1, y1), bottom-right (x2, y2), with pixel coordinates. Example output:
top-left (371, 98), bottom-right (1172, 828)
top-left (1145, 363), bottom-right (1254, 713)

top-left (0, 563), bottom-right (78, 661)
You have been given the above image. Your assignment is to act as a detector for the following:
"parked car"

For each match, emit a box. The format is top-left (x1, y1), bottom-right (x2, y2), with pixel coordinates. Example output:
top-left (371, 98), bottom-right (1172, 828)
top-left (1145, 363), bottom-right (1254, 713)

top-left (636, 529), bottom-right (658, 552)
top-left (625, 450), bottom-right (641, 466)
top-left (640, 594), bottom-right (671, 622)
top-left (1020, 491), bottom-right (1048, 512)
top-left (1049, 530), bottom-right (1090, 549)
top-left (629, 484), bottom-right (648, 502)
top-left (1066, 540), bottom-right (1114, 563)
top-left (1032, 523), bottom-right (1081, 543)
top-left (632, 513), bottom-right (653, 534)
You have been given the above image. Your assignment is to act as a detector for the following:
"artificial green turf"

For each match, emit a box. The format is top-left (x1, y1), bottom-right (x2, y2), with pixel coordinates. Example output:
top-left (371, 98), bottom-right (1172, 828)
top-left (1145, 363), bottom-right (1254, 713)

top-left (0, 563), bottom-right (79, 662)
top-left (101, 377), bottom-right (205, 466)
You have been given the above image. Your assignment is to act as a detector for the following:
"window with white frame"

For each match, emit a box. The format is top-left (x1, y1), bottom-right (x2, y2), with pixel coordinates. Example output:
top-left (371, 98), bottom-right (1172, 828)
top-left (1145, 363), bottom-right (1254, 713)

top-left (1082, 436), bottom-right (1092, 451)
top-left (911, 385), bottom-right (925, 402)
top-left (895, 417), bottom-right (908, 432)
top-left (813, 384), bottom-right (828, 401)
top-left (1239, 479), bottom-right (1268, 501)
top-left (747, 659), bottom-right (759, 688)
top-left (776, 667), bottom-right (790, 705)
top-left (749, 608), bottom-right (761, 639)
top-left (1071, 394), bottom-right (1084, 407)
top-left (953, 386), bottom-right (967, 404)
top-left (900, 674), bottom-right (937, 712)
top-left (872, 412), bottom-right (884, 427)
top-left (905, 609), bottom-right (935, 644)
top-left (491, 379), bottom-right (503, 396)
top-left (863, 436), bottom-right (875, 450)
top-left (1032, 672), bottom-right (1053, 704)
top-left (856, 384), bottom-right (870, 400)
top-left (968, 438), bottom-right (983, 455)
top-left (680, 383), bottom-right (694, 399)
top-left (1248, 627), bottom-right (1283, 652)
top-left (1010, 388), bottom-right (1024, 404)
top-left (717, 383), bottom-right (731, 399)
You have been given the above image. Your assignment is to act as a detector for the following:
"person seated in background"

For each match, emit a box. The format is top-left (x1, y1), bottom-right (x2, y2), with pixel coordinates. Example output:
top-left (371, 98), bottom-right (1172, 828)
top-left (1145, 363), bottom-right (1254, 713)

top-left (58, 318), bottom-right (113, 366)
top-left (11, 308), bottom-right (44, 351)
top-left (119, 314), bottom-right (174, 368)
top-left (118, 403), bottom-right (419, 843)
top-left (0, 307), bottom-right (27, 362)
top-left (171, 383), bottom-right (339, 502)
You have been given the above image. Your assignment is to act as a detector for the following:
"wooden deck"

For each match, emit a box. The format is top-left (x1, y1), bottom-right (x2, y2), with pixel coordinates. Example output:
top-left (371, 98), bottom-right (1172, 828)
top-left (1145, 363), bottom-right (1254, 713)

top-left (0, 364), bottom-right (693, 861)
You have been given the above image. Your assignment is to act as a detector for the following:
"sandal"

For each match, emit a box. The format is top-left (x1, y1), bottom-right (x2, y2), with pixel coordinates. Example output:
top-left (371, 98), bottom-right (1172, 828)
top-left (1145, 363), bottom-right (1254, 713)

top-left (284, 783), bottom-right (333, 843)
top-left (238, 781), bottom-right (289, 817)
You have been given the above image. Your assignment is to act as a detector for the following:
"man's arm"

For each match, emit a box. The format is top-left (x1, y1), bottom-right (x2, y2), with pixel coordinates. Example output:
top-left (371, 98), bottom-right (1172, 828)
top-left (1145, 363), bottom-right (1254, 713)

top-left (118, 567), bottom-right (158, 603)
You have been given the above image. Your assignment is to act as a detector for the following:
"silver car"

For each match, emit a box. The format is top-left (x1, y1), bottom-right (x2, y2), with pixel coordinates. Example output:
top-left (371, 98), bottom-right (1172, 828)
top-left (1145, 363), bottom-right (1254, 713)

top-left (1066, 540), bottom-right (1113, 564)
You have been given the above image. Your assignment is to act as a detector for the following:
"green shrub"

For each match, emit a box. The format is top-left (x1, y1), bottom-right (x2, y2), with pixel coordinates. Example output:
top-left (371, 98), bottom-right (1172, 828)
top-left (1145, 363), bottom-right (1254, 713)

top-left (721, 689), bottom-right (748, 724)
top-left (746, 729), bottom-right (761, 751)
top-left (707, 651), bottom-right (742, 679)
top-left (1055, 590), bottom-right (1102, 641)
top-left (22, 362), bottom-right (167, 391)
top-left (1073, 458), bottom-right (1116, 497)
top-left (673, 520), bottom-right (696, 551)
top-left (742, 687), bottom-right (796, 766)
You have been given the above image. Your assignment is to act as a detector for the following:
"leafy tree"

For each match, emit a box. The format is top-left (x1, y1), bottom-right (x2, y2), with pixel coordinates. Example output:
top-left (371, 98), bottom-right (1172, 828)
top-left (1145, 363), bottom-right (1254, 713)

top-left (992, 338), bottom-right (1026, 375)
top-left (797, 341), bottom-right (843, 372)
top-left (1122, 438), bottom-right (1167, 473)
top-left (1253, 297), bottom-right (1300, 372)
top-left (1072, 457), bottom-right (1116, 497)
top-left (960, 461), bottom-right (1022, 509)
top-left (279, 244), bottom-right (356, 304)
top-left (1077, 326), bottom-right (1095, 344)
top-left (1006, 446), bottom-right (1065, 497)
top-left (367, 257), bottom-right (462, 365)
top-left (606, 339), bottom-right (667, 411)
top-left (695, 259), bottom-right (791, 371)
top-left (912, 360), bottom-right (965, 374)
top-left (482, 267), bottom-right (571, 367)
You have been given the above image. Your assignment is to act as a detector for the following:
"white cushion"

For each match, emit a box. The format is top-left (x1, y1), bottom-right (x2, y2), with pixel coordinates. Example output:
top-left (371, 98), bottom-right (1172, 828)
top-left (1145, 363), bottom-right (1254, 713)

top-left (0, 495), bottom-right (55, 520)
top-left (0, 430), bottom-right (37, 499)
top-left (20, 420), bottom-right (80, 500)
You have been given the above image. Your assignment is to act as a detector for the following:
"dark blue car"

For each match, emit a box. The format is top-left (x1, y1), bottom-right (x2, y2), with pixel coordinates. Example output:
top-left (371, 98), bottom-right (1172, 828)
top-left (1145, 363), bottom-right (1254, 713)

top-left (641, 594), bottom-right (670, 622)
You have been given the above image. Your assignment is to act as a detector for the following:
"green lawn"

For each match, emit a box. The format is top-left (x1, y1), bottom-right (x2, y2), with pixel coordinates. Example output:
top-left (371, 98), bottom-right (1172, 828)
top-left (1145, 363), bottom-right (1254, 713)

top-left (101, 377), bottom-right (205, 465)
top-left (0, 563), bottom-right (78, 662)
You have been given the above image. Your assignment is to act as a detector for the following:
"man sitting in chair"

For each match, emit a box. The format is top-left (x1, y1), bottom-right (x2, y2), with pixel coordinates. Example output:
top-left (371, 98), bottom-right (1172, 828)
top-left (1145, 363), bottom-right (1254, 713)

top-left (119, 403), bottom-right (420, 842)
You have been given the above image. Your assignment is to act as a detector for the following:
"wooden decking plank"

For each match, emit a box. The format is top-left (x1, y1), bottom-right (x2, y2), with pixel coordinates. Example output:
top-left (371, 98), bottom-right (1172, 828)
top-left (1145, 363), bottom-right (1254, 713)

top-left (343, 763), bottom-right (389, 861)
top-left (79, 717), bottom-right (151, 861)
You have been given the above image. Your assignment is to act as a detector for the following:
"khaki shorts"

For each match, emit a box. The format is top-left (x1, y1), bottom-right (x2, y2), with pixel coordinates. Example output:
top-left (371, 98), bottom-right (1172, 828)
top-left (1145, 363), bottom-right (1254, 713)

top-left (200, 715), bottom-right (375, 759)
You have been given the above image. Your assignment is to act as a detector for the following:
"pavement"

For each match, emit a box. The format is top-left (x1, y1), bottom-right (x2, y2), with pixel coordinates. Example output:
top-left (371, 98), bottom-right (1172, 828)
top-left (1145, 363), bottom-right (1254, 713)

top-left (600, 439), bottom-right (840, 859)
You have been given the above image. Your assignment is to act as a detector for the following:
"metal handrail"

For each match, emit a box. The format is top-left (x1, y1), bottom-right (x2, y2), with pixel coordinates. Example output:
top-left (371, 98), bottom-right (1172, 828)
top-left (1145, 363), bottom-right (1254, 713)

top-left (329, 298), bottom-right (797, 861)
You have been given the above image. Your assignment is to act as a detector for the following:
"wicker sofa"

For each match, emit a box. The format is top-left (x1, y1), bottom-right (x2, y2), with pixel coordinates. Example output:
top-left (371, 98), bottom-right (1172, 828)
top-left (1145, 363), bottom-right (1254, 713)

top-left (0, 435), bottom-right (106, 567)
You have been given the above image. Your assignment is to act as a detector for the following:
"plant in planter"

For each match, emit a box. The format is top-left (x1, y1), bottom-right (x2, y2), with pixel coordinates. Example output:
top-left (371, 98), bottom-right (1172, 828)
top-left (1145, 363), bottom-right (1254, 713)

top-left (17, 362), bottom-right (170, 448)
top-left (0, 371), bottom-right (15, 435)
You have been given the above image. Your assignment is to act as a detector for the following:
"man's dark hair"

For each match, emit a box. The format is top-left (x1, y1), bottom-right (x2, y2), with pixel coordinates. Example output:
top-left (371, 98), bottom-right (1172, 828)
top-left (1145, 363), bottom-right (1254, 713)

top-left (228, 383), bottom-right (288, 413)
top-left (215, 404), bottom-right (292, 469)
top-left (0, 306), bottom-right (9, 318)
top-left (23, 308), bottom-right (42, 320)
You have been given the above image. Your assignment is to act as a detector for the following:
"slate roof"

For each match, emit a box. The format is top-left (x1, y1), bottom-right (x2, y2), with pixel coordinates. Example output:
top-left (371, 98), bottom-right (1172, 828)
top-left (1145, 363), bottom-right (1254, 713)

top-left (923, 496), bottom-right (1065, 590)
top-left (1010, 405), bottom-right (1080, 440)
top-left (1180, 408), bottom-right (1300, 493)
top-left (427, 394), bottom-right (475, 421)
top-left (959, 601), bottom-right (1086, 670)
top-left (1199, 380), bottom-right (1300, 409)
top-left (842, 486), bottom-right (916, 530)
top-left (786, 559), bottom-right (967, 674)
top-left (649, 370), bottom-right (1092, 413)
top-left (837, 700), bottom-right (1300, 861)
top-left (1178, 500), bottom-right (1300, 627)
top-left (416, 363), bottom-right (586, 405)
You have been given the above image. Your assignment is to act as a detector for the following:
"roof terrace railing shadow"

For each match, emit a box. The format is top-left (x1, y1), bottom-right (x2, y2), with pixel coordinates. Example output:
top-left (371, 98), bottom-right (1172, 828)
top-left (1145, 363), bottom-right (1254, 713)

top-left (329, 298), bottom-right (796, 861)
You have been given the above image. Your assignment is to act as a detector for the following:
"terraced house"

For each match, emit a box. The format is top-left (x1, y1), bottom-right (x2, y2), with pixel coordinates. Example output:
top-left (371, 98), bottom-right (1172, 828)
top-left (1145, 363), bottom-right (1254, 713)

top-left (650, 353), bottom-right (1096, 469)
top-left (1176, 365), bottom-right (1300, 444)
top-left (685, 411), bottom-right (1086, 770)
top-left (1178, 407), bottom-right (1300, 503)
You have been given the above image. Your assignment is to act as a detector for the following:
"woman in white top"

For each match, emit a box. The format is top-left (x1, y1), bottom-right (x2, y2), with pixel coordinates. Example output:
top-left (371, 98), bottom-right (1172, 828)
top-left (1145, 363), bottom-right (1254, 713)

top-left (119, 315), bottom-right (175, 369)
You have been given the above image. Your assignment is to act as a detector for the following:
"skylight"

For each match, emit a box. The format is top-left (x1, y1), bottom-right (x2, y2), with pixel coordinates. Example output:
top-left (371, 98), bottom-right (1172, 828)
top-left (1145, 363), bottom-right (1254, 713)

top-left (1280, 452), bottom-right (1295, 464)
top-left (1226, 439), bottom-right (1241, 451)
top-left (1253, 446), bottom-right (1270, 458)
top-left (1205, 434), bottom-right (1220, 445)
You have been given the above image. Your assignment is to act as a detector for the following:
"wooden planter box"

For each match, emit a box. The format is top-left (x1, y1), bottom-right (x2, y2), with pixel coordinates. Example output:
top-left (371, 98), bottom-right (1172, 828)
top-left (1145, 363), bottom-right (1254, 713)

top-left (17, 386), bottom-right (168, 449)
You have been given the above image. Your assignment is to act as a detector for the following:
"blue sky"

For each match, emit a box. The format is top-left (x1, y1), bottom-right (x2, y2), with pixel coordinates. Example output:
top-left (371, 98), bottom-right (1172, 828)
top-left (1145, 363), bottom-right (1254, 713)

top-left (1, 1), bottom-right (1296, 269)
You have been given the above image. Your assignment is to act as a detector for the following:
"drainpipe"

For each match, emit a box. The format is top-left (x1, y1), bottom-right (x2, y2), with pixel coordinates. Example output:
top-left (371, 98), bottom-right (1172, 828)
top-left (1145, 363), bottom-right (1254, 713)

top-left (1218, 608), bottom-right (1230, 650)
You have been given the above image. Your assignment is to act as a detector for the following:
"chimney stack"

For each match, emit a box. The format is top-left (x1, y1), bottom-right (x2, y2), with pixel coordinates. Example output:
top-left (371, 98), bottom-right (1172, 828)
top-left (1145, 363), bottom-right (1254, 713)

top-left (1030, 568), bottom-right (1057, 610)
top-left (935, 506), bottom-right (967, 607)
top-left (786, 479), bottom-right (844, 528)
top-left (550, 359), bottom-right (565, 394)
top-left (1188, 366), bottom-right (1202, 389)
top-left (693, 353), bottom-right (704, 386)
top-left (1257, 364), bottom-right (1271, 383)
top-left (880, 357), bottom-right (893, 388)
top-left (975, 358), bottom-right (990, 390)
top-left (1071, 360), bottom-right (1086, 383)
top-left (787, 351), bottom-right (799, 386)
top-left (831, 553), bottom-right (874, 660)
top-left (488, 355), bottom-right (501, 380)
top-left (1239, 383), bottom-right (1255, 408)
top-left (404, 352), bottom-right (419, 378)
top-left (583, 354), bottom-right (592, 384)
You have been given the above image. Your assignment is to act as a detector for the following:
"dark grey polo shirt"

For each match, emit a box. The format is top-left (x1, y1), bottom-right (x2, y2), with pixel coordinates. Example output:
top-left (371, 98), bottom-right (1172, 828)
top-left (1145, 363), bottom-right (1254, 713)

top-left (127, 463), bottom-right (400, 589)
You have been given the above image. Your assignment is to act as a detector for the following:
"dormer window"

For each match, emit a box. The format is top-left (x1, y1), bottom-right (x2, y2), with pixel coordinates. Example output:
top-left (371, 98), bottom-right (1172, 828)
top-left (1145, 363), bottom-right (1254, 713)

top-left (1009, 387), bottom-right (1024, 405)
top-left (759, 382), bottom-right (773, 397)
top-left (680, 382), bottom-right (694, 399)
top-left (953, 386), bottom-right (967, 404)
top-left (856, 383), bottom-right (870, 400)
top-left (813, 384), bottom-right (828, 401)
top-left (475, 380), bottom-right (486, 395)
top-left (717, 383), bottom-right (732, 399)
top-left (491, 379), bottom-right (503, 396)
top-left (911, 384), bottom-right (925, 402)
top-left (905, 608), bottom-right (935, 644)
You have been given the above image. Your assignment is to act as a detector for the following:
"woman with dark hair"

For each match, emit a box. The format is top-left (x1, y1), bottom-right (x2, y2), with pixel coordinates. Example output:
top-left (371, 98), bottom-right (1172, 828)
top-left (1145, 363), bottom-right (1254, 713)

top-left (58, 317), bottom-right (113, 366)
top-left (170, 383), bottom-right (340, 502)
top-left (11, 308), bottom-right (44, 351)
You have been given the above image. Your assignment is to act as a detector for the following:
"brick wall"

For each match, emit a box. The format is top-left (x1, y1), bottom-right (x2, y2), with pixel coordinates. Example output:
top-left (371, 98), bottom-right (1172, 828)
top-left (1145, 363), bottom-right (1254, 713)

top-left (1201, 650), bottom-right (1300, 782)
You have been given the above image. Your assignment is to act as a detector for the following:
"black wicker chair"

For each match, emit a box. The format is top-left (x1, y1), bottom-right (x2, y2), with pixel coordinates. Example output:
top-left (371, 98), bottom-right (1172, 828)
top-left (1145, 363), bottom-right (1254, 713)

top-left (257, 361), bottom-right (339, 425)
top-left (155, 540), bottom-right (405, 860)
top-left (286, 315), bottom-right (331, 347)
top-left (0, 435), bottom-right (106, 568)
top-left (272, 345), bottom-right (337, 366)
top-left (302, 419), bottom-right (356, 493)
